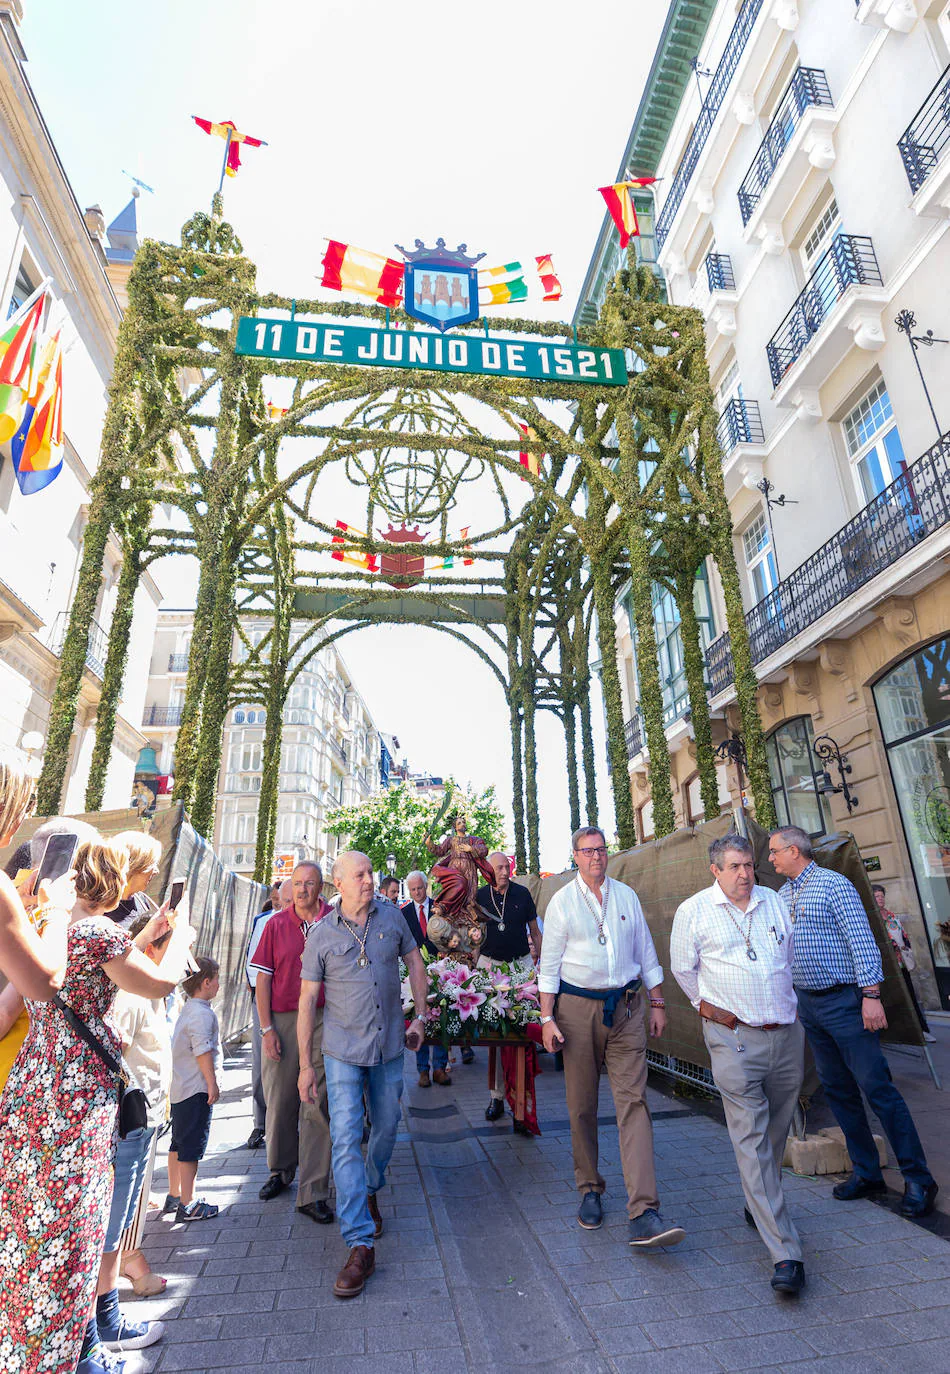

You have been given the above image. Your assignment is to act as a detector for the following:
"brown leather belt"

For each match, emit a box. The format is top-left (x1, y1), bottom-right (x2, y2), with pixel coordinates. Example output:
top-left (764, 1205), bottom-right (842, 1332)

top-left (699, 999), bottom-right (785, 1032)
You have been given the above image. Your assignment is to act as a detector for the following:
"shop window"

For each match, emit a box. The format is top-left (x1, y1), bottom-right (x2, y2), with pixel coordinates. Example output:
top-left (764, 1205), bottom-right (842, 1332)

top-left (638, 798), bottom-right (654, 844)
top-left (874, 636), bottom-right (950, 1003)
top-left (765, 716), bottom-right (831, 838)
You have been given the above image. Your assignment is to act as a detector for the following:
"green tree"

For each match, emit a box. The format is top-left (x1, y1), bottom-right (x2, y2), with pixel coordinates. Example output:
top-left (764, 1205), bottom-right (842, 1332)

top-left (325, 781), bottom-right (507, 877)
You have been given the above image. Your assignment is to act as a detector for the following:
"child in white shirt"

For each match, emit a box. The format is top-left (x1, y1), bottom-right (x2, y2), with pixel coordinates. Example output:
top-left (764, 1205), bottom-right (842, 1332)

top-left (166, 956), bottom-right (222, 1222)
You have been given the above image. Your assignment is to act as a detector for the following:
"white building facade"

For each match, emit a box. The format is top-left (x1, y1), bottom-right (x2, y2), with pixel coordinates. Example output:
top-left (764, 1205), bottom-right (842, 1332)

top-left (576, 0), bottom-right (950, 1007)
top-left (0, 2), bottom-right (162, 810)
top-left (142, 612), bottom-right (388, 875)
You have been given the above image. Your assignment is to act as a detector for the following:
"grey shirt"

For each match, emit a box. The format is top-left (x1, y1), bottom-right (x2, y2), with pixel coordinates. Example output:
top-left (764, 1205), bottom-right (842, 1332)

top-left (301, 897), bottom-right (416, 1066)
top-left (170, 996), bottom-right (222, 1104)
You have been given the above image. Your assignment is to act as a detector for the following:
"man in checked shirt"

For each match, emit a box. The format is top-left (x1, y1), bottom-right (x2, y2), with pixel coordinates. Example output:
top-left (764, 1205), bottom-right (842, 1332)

top-left (770, 825), bottom-right (938, 1219)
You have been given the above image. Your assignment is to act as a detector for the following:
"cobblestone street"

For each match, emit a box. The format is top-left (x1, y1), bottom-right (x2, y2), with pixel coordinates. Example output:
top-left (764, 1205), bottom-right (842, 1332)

top-left (126, 1038), bottom-right (950, 1374)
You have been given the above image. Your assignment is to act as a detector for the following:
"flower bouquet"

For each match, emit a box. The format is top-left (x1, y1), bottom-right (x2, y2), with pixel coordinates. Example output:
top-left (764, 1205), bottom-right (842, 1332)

top-left (401, 953), bottom-right (540, 1045)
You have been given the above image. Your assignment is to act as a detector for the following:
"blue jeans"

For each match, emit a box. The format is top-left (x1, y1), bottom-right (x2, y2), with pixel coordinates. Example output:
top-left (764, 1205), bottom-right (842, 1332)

top-left (103, 1126), bottom-right (155, 1251)
top-left (416, 1043), bottom-right (448, 1073)
top-left (324, 1053), bottom-right (404, 1247)
top-left (797, 985), bottom-right (933, 1187)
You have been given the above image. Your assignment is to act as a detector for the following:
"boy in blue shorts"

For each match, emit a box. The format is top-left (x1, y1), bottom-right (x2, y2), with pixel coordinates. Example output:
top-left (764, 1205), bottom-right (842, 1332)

top-left (165, 956), bottom-right (222, 1221)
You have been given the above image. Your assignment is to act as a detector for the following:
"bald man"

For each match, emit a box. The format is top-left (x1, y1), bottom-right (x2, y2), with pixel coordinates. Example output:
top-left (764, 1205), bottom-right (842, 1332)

top-left (298, 850), bottom-right (428, 1300)
top-left (476, 853), bottom-right (542, 1131)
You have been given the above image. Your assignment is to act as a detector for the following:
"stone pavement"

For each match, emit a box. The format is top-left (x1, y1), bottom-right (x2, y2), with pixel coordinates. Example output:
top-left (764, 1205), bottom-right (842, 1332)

top-left (128, 1038), bottom-right (950, 1374)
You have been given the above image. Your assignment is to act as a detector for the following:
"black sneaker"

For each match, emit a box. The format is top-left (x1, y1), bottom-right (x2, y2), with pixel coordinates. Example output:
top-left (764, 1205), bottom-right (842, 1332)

top-left (771, 1260), bottom-right (805, 1295)
top-left (628, 1209), bottom-right (685, 1248)
top-left (245, 1126), bottom-right (266, 1150)
top-left (577, 1191), bottom-right (603, 1229)
top-left (258, 1173), bottom-right (288, 1202)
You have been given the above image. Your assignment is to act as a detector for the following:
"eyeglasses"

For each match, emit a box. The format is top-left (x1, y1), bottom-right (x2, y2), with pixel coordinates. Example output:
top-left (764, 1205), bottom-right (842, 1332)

top-left (767, 845), bottom-right (791, 857)
top-left (576, 846), bottom-right (608, 857)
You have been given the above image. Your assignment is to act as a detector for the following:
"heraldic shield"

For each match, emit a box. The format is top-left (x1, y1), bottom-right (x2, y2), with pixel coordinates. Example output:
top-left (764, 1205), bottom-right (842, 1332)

top-left (397, 238), bottom-right (485, 333)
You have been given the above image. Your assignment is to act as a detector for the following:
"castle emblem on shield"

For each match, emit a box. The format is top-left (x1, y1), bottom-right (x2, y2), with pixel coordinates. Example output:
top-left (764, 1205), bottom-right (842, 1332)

top-left (396, 238), bottom-right (485, 333)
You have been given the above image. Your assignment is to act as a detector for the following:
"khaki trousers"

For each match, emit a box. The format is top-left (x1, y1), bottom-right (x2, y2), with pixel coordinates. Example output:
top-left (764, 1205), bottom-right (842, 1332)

top-left (557, 990), bottom-right (658, 1219)
top-left (261, 1008), bottom-right (332, 1205)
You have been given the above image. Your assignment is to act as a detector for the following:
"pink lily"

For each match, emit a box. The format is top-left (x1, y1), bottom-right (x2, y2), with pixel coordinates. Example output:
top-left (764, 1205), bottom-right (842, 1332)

top-left (454, 988), bottom-right (486, 1021)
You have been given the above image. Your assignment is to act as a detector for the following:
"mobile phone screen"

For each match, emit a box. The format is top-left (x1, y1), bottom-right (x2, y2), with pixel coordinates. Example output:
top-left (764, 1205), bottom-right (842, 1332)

top-left (36, 833), bottom-right (80, 888)
top-left (169, 880), bottom-right (185, 909)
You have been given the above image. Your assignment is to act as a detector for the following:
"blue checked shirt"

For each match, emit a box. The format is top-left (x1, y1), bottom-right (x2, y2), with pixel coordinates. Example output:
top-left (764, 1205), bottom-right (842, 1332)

top-left (780, 861), bottom-right (883, 991)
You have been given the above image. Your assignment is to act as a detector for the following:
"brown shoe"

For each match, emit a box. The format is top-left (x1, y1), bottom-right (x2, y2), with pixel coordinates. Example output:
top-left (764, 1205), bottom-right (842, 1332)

top-left (433, 1068), bottom-right (452, 1086)
top-left (333, 1244), bottom-right (375, 1299)
top-left (367, 1191), bottom-right (383, 1238)
top-left (418, 1070), bottom-right (431, 1087)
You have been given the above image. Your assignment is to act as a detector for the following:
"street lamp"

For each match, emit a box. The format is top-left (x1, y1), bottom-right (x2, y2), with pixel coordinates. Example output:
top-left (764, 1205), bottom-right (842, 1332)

top-left (755, 477), bottom-right (798, 583)
top-left (386, 853), bottom-right (396, 876)
top-left (715, 732), bottom-right (748, 800)
top-left (812, 734), bottom-right (859, 815)
top-left (894, 308), bottom-right (948, 440)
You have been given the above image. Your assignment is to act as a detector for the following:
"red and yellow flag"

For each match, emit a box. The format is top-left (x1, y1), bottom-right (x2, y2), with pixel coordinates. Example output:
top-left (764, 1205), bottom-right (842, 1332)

top-left (535, 255), bottom-right (562, 302)
top-left (430, 526), bottom-right (474, 571)
top-left (192, 117), bottom-right (266, 177)
top-left (518, 424), bottom-right (544, 480)
top-left (319, 241), bottom-right (404, 308)
top-left (331, 520), bottom-right (378, 572)
top-left (598, 178), bottom-right (658, 247)
top-left (266, 401), bottom-right (289, 421)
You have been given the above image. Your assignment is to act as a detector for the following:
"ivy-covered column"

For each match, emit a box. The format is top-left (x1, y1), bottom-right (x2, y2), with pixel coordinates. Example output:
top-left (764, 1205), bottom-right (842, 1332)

top-left (625, 549), bottom-right (675, 837)
top-left (84, 505), bottom-right (152, 812)
top-left (578, 679), bottom-right (598, 828)
top-left (254, 587), bottom-right (293, 882)
top-left (522, 686), bottom-right (540, 874)
top-left (562, 700), bottom-right (581, 835)
top-left (674, 569), bottom-right (721, 821)
top-left (172, 551), bottom-right (218, 811)
top-left (509, 696), bottom-right (526, 874)
top-left (190, 549), bottom-right (239, 838)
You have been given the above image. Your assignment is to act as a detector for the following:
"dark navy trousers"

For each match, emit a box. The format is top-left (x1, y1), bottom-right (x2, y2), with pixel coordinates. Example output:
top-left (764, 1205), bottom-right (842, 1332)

top-left (796, 984), bottom-right (932, 1187)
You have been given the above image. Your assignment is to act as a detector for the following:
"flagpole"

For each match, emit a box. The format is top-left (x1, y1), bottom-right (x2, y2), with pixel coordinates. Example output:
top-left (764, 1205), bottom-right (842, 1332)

top-left (217, 127), bottom-right (233, 197)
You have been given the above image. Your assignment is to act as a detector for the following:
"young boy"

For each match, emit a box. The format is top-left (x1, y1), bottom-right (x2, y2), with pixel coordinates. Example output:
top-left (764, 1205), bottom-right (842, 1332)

top-left (166, 955), bottom-right (222, 1222)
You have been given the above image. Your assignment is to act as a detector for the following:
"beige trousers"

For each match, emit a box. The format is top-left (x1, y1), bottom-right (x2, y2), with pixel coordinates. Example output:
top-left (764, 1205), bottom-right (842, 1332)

top-left (557, 990), bottom-right (658, 1219)
top-left (261, 1007), bottom-right (332, 1205)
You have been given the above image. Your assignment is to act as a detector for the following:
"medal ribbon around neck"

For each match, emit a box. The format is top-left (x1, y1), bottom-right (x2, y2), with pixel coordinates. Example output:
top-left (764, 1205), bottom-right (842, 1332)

top-left (490, 886), bottom-right (508, 931)
top-left (340, 908), bottom-right (373, 968)
top-left (788, 867), bottom-right (816, 925)
top-left (579, 875), bottom-right (609, 946)
top-left (723, 902), bottom-right (757, 961)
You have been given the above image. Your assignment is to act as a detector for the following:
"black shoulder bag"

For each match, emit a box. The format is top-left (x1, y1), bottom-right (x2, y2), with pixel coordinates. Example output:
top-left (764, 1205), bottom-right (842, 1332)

top-left (53, 994), bottom-right (148, 1139)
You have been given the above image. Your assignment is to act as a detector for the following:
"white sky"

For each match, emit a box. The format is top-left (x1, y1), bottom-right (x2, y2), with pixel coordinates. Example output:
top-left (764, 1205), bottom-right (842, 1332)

top-left (21, 0), bottom-right (667, 869)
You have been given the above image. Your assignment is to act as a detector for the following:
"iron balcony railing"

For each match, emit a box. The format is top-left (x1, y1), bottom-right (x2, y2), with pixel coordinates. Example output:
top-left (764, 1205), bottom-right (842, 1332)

top-left (737, 67), bottom-right (834, 225)
top-left (329, 737), bottom-right (347, 765)
top-left (625, 715), bottom-right (644, 759)
top-left (898, 62), bottom-right (950, 194)
top-left (705, 429), bottom-right (950, 694)
top-left (168, 653), bottom-right (189, 673)
top-left (144, 705), bottom-right (182, 727)
top-left (766, 233), bottom-right (882, 388)
top-left (655, 0), bottom-right (764, 250)
top-left (705, 252), bottom-right (736, 292)
top-left (51, 612), bottom-right (108, 680)
top-left (717, 398), bottom-right (764, 454)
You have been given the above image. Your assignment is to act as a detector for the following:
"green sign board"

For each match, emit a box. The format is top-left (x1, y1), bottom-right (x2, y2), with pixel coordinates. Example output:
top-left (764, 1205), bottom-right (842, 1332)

top-left (235, 317), bottom-right (627, 387)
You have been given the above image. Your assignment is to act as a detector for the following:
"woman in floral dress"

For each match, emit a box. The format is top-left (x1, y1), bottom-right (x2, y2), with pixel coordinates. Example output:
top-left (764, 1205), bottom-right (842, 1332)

top-left (0, 840), bottom-right (195, 1374)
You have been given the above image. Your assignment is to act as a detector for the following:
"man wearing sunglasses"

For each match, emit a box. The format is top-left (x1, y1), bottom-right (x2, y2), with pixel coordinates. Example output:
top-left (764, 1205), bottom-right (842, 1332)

top-left (537, 827), bottom-right (685, 1247)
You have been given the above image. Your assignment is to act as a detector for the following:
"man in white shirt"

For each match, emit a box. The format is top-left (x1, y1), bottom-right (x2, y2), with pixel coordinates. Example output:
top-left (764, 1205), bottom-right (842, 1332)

top-left (670, 833), bottom-right (805, 1296)
top-left (244, 879), bottom-right (290, 1149)
top-left (539, 826), bottom-right (684, 1248)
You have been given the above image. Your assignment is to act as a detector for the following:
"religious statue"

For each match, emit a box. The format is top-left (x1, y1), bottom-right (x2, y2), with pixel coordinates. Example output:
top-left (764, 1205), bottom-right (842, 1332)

top-left (424, 795), bottom-right (497, 966)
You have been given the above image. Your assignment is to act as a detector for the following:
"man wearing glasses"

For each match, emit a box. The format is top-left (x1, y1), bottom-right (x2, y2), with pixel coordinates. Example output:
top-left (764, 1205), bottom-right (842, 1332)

top-left (770, 825), bottom-right (938, 1219)
top-left (538, 827), bottom-right (685, 1247)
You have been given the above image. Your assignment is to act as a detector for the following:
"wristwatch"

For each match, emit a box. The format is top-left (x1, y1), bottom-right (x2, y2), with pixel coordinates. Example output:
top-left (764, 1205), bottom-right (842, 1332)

top-left (540, 1015), bottom-right (554, 1025)
top-left (260, 1025), bottom-right (274, 1035)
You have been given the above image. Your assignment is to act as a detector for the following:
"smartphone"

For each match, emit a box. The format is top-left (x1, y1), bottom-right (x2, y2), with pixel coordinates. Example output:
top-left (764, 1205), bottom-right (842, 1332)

top-left (169, 880), bottom-right (186, 909)
top-left (35, 832), bottom-right (79, 889)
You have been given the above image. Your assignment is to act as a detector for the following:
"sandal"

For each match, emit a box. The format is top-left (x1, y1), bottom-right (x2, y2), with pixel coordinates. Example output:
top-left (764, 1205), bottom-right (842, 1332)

top-left (119, 1249), bottom-right (167, 1297)
top-left (175, 1199), bottom-right (219, 1222)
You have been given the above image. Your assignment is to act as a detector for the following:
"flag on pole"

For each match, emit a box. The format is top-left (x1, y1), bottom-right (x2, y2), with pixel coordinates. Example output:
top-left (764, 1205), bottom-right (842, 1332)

top-left (266, 402), bottom-right (289, 421)
top-left (598, 178), bottom-right (658, 247)
top-left (10, 331), bottom-right (64, 496)
top-left (535, 255), bottom-right (562, 301)
top-left (0, 293), bottom-right (47, 443)
top-left (518, 424), bottom-right (544, 479)
top-left (319, 241), bottom-right (405, 307)
top-left (430, 526), bottom-right (474, 571)
top-left (192, 117), bottom-right (267, 177)
top-left (478, 262), bottom-right (528, 306)
top-left (331, 520), bottom-right (378, 572)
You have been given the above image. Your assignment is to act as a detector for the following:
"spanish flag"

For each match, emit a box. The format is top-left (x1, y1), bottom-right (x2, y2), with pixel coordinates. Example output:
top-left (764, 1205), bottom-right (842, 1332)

top-left (535, 255), bottom-right (562, 302)
top-left (478, 262), bottom-right (528, 306)
top-left (519, 425), bottom-right (543, 479)
top-left (0, 293), bottom-right (46, 443)
top-left (598, 178), bottom-right (658, 248)
top-left (10, 331), bottom-right (64, 496)
top-left (319, 240), bottom-right (404, 308)
top-left (192, 117), bottom-right (267, 177)
top-left (331, 520), bottom-right (378, 572)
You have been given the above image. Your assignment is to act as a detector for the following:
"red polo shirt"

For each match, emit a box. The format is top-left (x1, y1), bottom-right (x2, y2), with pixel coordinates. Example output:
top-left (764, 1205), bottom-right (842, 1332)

top-left (250, 900), bottom-right (329, 1012)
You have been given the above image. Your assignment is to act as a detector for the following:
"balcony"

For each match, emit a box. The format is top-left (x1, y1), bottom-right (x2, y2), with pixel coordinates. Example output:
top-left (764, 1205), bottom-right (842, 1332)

top-left (738, 67), bottom-right (836, 240)
top-left (168, 653), bottom-right (189, 673)
top-left (898, 64), bottom-right (950, 216)
top-left (705, 253), bottom-right (736, 292)
top-left (705, 428), bottom-right (950, 693)
top-left (51, 612), bottom-right (108, 680)
top-left (625, 715), bottom-right (644, 760)
top-left (717, 398), bottom-right (764, 453)
top-left (328, 737), bottom-right (347, 769)
top-left (766, 234), bottom-right (886, 402)
top-left (656, 0), bottom-right (765, 254)
top-left (144, 705), bottom-right (182, 727)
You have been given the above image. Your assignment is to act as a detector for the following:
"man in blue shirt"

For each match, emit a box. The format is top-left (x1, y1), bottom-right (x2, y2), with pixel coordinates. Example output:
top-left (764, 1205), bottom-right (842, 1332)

top-left (770, 826), bottom-right (937, 1218)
